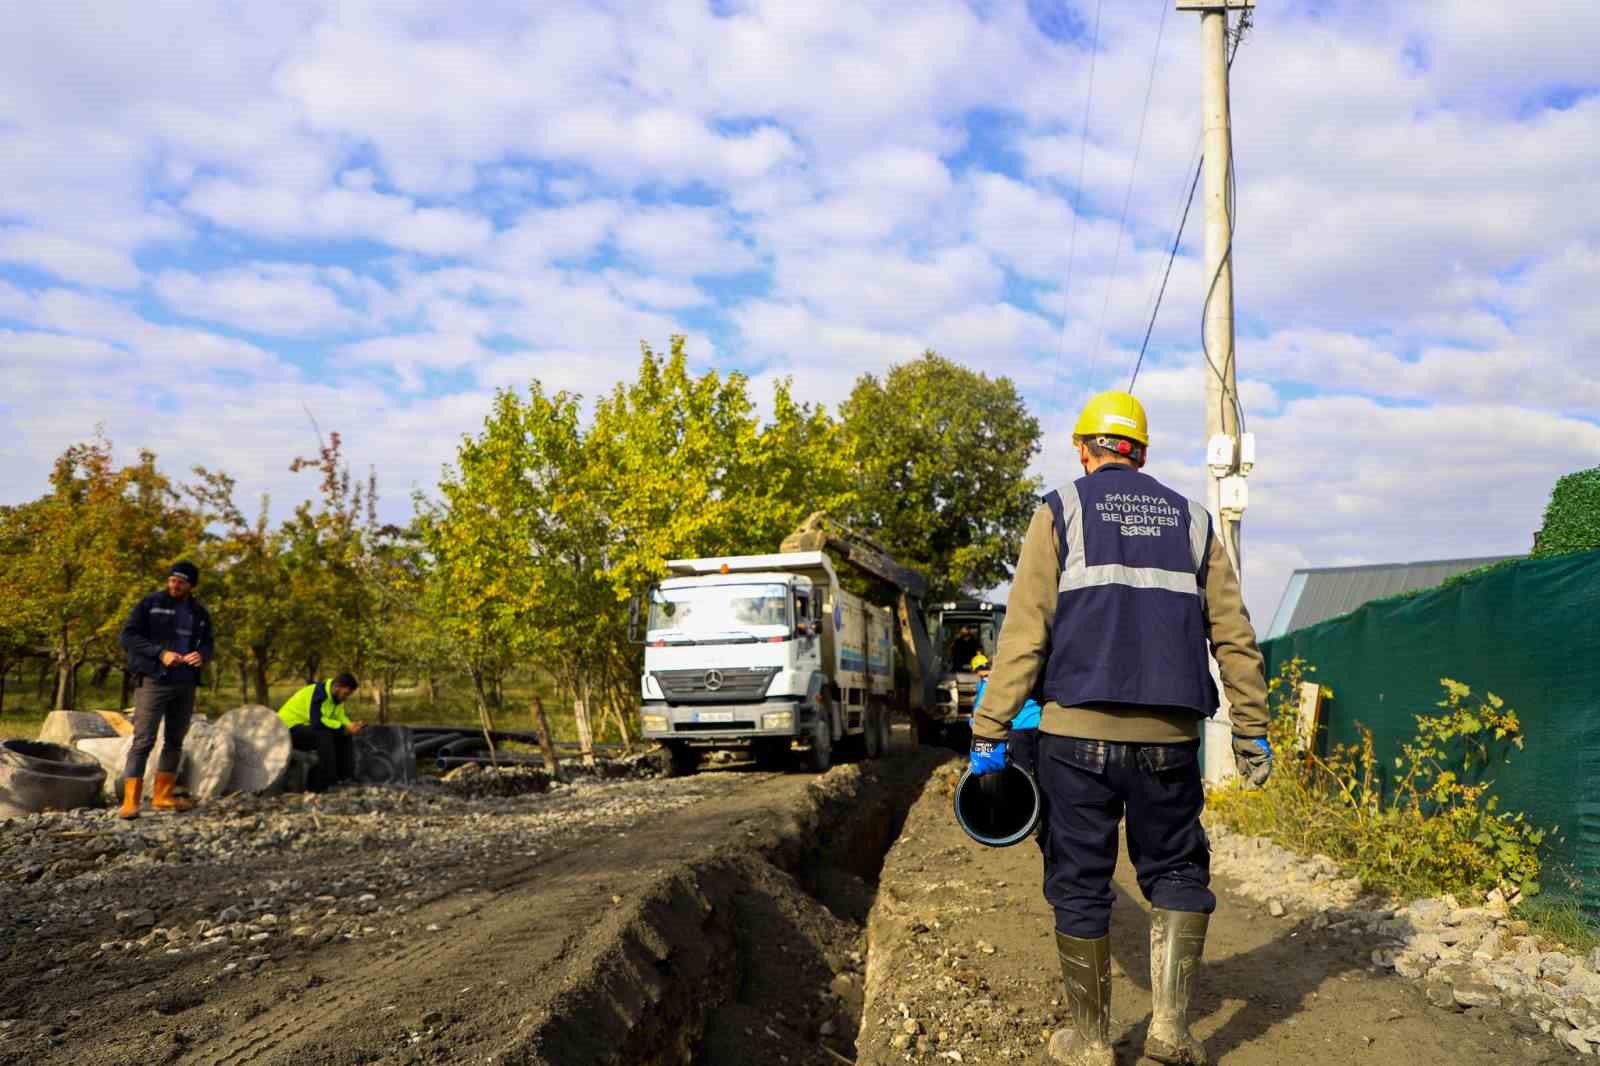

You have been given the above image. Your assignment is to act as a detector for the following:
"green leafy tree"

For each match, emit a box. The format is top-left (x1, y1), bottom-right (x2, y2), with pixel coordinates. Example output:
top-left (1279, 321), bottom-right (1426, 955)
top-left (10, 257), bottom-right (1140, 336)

top-left (187, 470), bottom-right (294, 706)
top-left (12, 435), bottom-right (200, 709)
top-left (0, 504), bottom-right (45, 717)
top-left (587, 336), bottom-right (852, 599)
top-left (839, 352), bottom-right (1042, 599)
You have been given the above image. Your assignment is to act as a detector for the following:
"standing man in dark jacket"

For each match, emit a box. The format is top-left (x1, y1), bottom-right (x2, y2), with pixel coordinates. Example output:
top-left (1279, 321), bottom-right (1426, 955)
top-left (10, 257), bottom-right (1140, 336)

top-left (116, 560), bottom-right (214, 819)
top-left (968, 391), bottom-right (1271, 1066)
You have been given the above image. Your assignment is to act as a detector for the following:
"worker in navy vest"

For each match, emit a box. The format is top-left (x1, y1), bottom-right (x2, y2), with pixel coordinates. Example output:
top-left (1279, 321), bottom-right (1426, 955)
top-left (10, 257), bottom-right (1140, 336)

top-left (969, 390), bottom-right (1271, 1066)
top-left (116, 560), bottom-right (214, 819)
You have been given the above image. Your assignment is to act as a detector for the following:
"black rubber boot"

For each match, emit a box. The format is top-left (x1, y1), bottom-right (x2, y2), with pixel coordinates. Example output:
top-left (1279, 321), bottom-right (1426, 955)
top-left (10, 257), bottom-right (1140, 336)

top-left (1146, 908), bottom-right (1209, 1065)
top-left (1047, 931), bottom-right (1115, 1066)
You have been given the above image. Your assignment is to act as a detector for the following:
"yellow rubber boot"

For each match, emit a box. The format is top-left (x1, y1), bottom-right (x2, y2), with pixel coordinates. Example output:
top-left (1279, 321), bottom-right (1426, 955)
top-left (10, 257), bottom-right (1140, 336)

top-left (152, 771), bottom-right (194, 813)
top-left (115, 777), bottom-right (142, 820)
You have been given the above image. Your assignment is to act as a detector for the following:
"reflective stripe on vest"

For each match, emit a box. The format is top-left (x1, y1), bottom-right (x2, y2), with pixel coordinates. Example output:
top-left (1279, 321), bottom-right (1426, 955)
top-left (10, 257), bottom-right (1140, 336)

top-left (1051, 477), bottom-right (1211, 595)
top-left (1040, 466), bottom-right (1219, 715)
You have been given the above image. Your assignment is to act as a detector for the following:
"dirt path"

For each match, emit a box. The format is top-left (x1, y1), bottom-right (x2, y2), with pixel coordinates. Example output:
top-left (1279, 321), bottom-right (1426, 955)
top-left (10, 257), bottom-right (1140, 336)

top-left (858, 762), bottom-right (1575, 1064)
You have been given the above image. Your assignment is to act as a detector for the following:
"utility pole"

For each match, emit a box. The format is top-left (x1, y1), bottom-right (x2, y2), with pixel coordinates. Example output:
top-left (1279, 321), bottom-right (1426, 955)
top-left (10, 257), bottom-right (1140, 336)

top-left (1179, 0), bottom-right (1254, 784)
top-left (1179, 0), bottom-right (1253, 582)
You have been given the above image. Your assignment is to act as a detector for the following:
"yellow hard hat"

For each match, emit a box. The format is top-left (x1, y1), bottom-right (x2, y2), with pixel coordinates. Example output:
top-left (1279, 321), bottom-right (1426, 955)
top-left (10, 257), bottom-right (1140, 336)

top-left (1073, 390), bottom-right (1149, 446)
top-left (969, 653), bottom-right (990, 671)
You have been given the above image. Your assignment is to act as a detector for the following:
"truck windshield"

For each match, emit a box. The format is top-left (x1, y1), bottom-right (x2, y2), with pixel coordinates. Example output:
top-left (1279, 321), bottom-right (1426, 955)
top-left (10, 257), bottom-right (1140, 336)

top-left (935, 616), bottom-right (1001, 671)
top-left (648, 583), bottom-right (791, 638)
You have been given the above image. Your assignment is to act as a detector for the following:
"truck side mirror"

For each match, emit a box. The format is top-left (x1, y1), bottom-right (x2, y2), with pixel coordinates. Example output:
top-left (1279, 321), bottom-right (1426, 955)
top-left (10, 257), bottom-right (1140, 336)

top-left (795, 621), bottom-right (811, 637)
top-left (627, 595), bottom-right (643, 643)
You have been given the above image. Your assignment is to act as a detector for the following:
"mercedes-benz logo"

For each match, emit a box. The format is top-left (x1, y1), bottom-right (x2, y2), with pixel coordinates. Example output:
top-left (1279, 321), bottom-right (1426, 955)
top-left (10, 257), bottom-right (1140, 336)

top-left (703, 670), bottom-right (725, 691)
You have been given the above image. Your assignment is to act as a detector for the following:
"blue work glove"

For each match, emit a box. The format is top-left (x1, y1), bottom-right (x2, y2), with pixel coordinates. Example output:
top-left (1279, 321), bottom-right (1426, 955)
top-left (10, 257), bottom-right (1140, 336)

top-left (969, 737), bottom-right (1008, 776)
top-left (1232, 735), bottom-right (1272, 788)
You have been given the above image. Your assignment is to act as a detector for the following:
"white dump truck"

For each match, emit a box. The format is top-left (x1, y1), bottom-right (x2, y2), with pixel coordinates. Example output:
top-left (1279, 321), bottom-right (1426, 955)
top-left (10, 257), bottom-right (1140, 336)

top-left (636, 551), bottom-right (897, 774)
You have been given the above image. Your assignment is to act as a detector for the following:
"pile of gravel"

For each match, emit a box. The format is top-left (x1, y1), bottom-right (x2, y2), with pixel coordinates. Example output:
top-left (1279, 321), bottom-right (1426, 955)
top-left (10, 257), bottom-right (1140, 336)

top-left (1207, 821), bottom-right (1600, 1056)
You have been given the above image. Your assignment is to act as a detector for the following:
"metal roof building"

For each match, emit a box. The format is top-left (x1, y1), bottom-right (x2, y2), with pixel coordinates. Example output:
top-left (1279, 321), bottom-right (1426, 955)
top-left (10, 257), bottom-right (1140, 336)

top-left (1264, 556), bottom-right (1520, 640)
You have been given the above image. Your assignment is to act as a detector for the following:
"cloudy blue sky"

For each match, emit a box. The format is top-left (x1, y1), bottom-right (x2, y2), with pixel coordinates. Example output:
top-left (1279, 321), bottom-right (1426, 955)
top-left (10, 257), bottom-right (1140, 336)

top-left (3, 0), bottom-right (1598, 623)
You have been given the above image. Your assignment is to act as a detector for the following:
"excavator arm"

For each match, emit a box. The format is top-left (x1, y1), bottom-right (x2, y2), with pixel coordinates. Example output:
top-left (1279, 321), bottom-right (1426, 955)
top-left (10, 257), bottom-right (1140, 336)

top-left (780, 513), bottom-right (936, 713)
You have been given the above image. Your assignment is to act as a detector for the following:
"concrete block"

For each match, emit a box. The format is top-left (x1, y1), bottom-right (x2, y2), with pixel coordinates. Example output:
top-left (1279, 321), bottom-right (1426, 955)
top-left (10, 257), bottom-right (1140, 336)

top-left (37, 711), bottom-right (119, 747)
top-left (216, 706), bottom-right (291, 794)
top-left (74, 717), bottom-right (234, 801)
top-left (74, 738), bottom-right (130, 798)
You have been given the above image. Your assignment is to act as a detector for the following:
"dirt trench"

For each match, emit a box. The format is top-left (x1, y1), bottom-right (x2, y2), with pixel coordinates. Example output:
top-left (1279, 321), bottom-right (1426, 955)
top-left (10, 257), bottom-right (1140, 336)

top-left (505, 744), bottom-right (947, 1066)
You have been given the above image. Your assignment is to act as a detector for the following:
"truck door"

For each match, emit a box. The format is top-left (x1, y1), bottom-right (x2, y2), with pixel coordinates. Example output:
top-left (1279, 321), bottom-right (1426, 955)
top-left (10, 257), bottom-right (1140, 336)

top-left (794, 588), bottom-right (822, 677)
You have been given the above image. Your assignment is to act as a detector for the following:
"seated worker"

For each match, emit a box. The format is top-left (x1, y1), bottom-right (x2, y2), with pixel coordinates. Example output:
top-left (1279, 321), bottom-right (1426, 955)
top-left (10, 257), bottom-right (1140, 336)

top-left (971, 654), bottom-right (1040, 776)
top-left (949, 625), bottom-right (984, 673)
top-left (276, 672), bottom-right (365, 792)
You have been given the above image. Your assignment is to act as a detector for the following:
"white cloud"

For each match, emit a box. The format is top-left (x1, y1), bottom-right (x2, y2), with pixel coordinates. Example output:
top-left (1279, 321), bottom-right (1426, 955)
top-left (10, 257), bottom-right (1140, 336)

top-left (613, 205), bottom-right (758, 278)
top-left (155, 264), bottom-right (364, 337)
top-left (2, 0), bottom-right (1598, 633)
top-left (0, 228), bottom-right (142, 289)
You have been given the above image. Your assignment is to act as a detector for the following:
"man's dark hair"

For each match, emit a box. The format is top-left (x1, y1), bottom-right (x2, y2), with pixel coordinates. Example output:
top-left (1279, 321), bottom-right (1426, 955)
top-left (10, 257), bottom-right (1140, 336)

top-left (333, 671), bottom-right (359, 690)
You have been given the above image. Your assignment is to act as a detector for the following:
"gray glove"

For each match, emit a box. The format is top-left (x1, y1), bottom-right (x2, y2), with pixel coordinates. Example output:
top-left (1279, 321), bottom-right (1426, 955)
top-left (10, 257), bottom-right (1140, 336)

top-left (1232, 735), bottom-right (1272, 788)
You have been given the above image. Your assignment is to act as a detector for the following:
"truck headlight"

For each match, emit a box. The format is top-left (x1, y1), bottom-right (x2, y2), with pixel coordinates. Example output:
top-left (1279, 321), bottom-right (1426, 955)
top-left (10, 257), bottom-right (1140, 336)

top-left (641, 714), bottom-right (669, 733)
top-left (761, 710), bottom-right (793, 731)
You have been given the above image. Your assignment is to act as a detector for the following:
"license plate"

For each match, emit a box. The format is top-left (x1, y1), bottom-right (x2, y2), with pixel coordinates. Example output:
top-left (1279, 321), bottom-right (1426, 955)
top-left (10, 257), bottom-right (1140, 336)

top-left (696, 711), bottom-right (735, 723)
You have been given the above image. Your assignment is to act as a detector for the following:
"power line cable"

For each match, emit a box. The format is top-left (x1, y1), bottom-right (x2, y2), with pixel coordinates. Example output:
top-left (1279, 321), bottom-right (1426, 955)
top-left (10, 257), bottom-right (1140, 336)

top-left (1126, 151), bottom-right (1201, 392)
top-left (1087, 0), bottom-right (1172, 388)
top-left (1045, 0), bottom-right (1106, 424)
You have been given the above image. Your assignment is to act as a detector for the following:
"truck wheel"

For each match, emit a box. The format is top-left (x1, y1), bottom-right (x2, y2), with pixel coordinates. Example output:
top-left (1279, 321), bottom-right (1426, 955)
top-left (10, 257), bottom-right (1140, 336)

top-left (802, 720), bottom-right (832, 773)
top-left (666, 743), bottom-right (700, 778)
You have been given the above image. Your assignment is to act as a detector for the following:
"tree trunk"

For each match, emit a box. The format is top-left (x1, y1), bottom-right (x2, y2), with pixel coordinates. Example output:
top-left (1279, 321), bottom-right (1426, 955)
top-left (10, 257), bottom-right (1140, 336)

top-left (304, 654), bottom-right (320, 685)
top-left (251, 648), bottom-right (271, 706)
top-left (238, 658), bottom-right (250, 705)
top-left (54, 655), bottom-right (72, 711)
top-left (573, 678), bottom-right (597, 769)
top-left (529, 695), bottom-right (562, 780)
top-left (376, 676), bottom-right (392, 725)
top-left (426, 676), bottom-right (438, 707)
top-left (0, 665), bottom-right (7, 719)
top-left (37, 657), bottom-right (51, 700)
top-left (469, 668), bottom-right (499, 769)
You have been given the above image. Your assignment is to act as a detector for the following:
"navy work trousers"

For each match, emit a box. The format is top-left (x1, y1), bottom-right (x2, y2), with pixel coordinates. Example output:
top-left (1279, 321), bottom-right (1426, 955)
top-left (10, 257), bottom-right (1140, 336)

top-left (1036, 733), bottom-right (1214, 938)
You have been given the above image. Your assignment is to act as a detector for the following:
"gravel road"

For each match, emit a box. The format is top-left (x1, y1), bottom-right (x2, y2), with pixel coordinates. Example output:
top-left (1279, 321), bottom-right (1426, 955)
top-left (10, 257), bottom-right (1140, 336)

top-left (0, 758), bottom-right (798, 1065)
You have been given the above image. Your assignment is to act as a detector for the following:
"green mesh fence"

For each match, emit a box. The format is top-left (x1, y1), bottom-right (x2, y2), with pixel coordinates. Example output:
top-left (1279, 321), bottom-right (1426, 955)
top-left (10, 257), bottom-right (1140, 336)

top-left (1262, 547), bottom-right (1600, 912)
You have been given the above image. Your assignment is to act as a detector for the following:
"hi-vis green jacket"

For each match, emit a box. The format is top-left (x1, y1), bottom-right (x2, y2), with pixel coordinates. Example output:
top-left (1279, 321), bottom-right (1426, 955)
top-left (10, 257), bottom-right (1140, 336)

top-left (277, 679), bottom-right (354, 731)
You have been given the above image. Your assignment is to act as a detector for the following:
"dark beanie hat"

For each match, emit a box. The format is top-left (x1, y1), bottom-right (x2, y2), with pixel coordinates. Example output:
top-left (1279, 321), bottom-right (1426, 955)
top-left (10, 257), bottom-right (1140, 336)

top-left (170, 560), bottom-right (200, 586)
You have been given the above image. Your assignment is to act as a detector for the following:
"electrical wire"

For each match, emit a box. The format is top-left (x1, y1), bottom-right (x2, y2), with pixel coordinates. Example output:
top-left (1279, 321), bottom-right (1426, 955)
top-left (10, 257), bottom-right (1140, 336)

top-left (1126, 150), bottom-right (1201, 392)
top-left (1087, 0), bottom-right (1172, 388)
top-left (1045, 0), bottom-right (1106, 422)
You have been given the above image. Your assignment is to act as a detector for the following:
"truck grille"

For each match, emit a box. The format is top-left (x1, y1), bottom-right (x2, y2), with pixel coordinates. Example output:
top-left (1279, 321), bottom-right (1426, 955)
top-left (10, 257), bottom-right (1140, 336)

top-left (653, 667), bottom-right (780, 704)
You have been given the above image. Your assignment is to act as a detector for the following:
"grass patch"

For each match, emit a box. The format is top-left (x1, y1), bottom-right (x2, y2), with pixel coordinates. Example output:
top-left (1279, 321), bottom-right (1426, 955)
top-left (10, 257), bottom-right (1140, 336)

top-left (1518, 895), bottom-right (1600, 955)
top-left (0, 669), bottom-right (634, 746)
